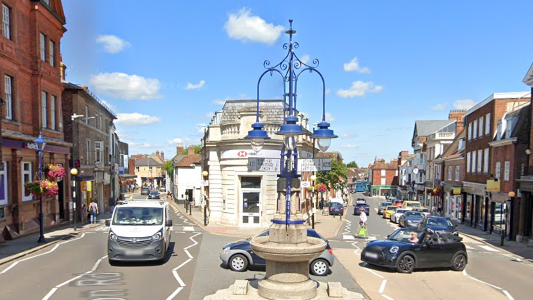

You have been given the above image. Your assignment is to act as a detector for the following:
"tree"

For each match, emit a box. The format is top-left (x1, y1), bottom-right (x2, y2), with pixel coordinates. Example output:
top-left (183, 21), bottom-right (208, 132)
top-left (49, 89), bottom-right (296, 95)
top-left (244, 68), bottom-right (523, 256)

top-left (181, 145), bottom-right (202, 155)
top-left (347, 161), bottom-right (358, 168)
top-left (164, 160), bottom-right (174, 180)
top-left (316, 158), bottom-right (348, 196)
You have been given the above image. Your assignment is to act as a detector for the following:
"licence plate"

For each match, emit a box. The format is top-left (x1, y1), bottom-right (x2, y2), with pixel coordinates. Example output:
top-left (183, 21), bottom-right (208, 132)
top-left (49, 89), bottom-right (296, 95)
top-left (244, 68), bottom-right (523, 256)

top-left (365, 252), bottom-right (378, 259)
top-left (124, 249), bottom-right (143, 256)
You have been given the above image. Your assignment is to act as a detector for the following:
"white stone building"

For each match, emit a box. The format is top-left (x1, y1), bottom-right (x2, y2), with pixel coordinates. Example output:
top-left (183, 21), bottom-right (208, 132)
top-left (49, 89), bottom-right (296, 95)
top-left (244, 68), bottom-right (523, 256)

top-left (203, 100), bottom-right (315, 227)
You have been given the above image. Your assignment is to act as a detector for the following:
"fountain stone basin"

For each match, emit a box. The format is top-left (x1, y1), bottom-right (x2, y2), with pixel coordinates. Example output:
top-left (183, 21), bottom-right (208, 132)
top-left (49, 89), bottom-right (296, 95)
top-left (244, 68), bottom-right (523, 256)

top-left (250, 236), bottom-right (326, 263)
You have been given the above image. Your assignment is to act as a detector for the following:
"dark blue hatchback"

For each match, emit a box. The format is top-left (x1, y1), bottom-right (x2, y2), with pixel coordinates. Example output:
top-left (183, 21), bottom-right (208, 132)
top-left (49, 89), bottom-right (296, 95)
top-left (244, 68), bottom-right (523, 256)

top-left (329, 202), bottom-right (344, 216)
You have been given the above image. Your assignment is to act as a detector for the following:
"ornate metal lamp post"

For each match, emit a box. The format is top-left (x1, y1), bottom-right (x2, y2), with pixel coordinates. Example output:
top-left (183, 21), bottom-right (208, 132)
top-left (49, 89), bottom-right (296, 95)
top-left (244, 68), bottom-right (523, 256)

top-left (34, 132), bottom-right (47, 243)
top-left (245, 20), bottom-right (337, 300)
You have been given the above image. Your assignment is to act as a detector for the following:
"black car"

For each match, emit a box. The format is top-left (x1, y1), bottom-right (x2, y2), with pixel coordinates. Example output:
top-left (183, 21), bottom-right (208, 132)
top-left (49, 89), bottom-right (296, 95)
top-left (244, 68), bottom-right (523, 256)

top-left (220, 228), bottom-right (335, 276)
top-left (418, 216), bottom-right (458, 235)
top-left (353, 202), bottom-right (370, 215)
top-left (399, 211), bottom-right (424, 228)
top-left (361, 228), bottom-right (468, 273)
top-left (148, 190), bottom-right (160, 199)
top-left (329, 202), bottom-right (344, 216)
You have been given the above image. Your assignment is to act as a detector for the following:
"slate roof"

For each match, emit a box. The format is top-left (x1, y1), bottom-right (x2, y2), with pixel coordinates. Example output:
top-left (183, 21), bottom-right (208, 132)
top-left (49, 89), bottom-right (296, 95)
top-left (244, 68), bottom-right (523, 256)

top-left (135, 157), bottom-right (161, 167)
top-left (220, 100), bottom-right (288, 125)
top-left (175, 154), bottom-right (201, 167)
top-left (414, 120), bottom-right (455, 137)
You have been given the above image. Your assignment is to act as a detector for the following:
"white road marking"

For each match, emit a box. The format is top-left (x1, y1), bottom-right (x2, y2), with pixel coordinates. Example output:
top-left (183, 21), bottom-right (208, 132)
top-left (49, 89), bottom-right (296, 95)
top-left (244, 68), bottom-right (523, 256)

top-left (1, 233), bottom-right (87, 275)
top-left (503, 290), bottom-right (515, 300)
top-left (41, 255), bottom-right (107, 300)
top-left (364, 267), bottom-right (385, 279)
top-left (166, 232), bottom-right (202, 300)
top-left (463, 269), bottom-right (516, 300)
top-left (183, 226), bottom-right (195, 232)
top-left (379, 279), bottom-right (388, 293)
top-left (343, 235), bottom-right (355, 240)
top-left (478, 245), bottom-right (500, 252)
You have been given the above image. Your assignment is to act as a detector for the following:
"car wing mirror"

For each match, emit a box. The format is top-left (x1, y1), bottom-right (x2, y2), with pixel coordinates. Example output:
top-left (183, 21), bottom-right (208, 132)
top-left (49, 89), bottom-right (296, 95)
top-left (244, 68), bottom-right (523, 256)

top-left (166, 219), bottom-right (173, 227)
top-left (105, 220), bottom-right (110, 227)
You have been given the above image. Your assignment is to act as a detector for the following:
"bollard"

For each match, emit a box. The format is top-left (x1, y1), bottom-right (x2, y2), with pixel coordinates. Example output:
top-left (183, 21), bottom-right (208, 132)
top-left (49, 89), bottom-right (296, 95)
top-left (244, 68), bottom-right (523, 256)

top-left (189, 202), bottom-right (192, 216)
top-left (312, 213), bottom-right (315, 229)
top-left (204, 205), bottom-right (207, 226)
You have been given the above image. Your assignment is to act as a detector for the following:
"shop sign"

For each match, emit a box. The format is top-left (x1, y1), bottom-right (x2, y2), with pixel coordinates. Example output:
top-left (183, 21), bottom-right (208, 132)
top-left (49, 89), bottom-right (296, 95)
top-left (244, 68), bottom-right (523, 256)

top-left (298, 159), bottom-right (332, 172)
top-left (201, 180), bottom-right (209, 186)
top-left (301, 181), bottom-right (310, 188)
top-left (486, 179), bottom-right (500, 192)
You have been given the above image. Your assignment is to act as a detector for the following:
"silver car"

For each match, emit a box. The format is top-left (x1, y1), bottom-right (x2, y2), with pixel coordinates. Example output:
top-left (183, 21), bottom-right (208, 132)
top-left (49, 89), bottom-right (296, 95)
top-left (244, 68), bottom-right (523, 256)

top-left (390, 209), bottom-right (410, 223)
top-left (220, 228), bottom-right (334, 276)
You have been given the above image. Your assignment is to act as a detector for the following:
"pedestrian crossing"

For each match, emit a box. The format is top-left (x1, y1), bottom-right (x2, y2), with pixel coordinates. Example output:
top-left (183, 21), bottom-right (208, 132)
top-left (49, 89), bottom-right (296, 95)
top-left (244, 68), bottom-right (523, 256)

top-left (89, 225), bottom-right (199, 233)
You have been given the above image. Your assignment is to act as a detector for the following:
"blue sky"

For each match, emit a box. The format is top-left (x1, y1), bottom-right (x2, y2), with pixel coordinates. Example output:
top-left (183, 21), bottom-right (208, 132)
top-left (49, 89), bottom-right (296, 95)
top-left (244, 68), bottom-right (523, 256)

top-left (61, 0), bottom-right (533, 167)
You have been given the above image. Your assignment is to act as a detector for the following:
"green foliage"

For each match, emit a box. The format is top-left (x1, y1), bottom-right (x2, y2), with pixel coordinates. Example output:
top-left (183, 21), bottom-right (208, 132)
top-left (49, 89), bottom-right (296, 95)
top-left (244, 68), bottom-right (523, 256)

top-left (316, 157), bottom-right (348, 191)
top-left (164, 160), bottom-right (174, 179)
top-left (347, 161), bottom-right (358, 168)
top-left (181, 145), bottom-right (202, 155)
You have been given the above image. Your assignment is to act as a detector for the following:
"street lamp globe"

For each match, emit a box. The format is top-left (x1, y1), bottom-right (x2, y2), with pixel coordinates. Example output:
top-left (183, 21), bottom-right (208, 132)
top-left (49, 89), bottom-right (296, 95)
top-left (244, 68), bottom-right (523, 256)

top-left (34, 132), bottom-right (46, 151)
top-left (70, 168), bottom-right (78, 176)
top-left (245, 122), bottom-right (270, 153)
top-left (509, 191), bottom-right (516, 198)
top-left (202, 171), bottom-right (208, 177)
top-left (310, 175), bottom-right (316, 182)
top-left (311, 121), bottom-right (337, 153)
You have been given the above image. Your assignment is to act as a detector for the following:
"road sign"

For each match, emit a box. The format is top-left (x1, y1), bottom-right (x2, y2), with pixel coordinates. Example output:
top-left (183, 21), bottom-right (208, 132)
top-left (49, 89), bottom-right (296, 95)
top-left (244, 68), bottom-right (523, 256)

top-left (301, 181), bottom-right (310, 188)
top-left (298, 159), bottom-right (332, 172)
top-left (248, 158), bottom-right (281, 172)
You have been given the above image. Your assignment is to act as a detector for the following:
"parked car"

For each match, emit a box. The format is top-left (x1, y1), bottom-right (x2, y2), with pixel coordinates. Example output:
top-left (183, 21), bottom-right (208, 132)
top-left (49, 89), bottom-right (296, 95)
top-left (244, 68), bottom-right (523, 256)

top-left (329, 202), bottom-right (344, 216)
top-left (418, 216), bottom-right (458, 236)
top-left (353, 202), bottom-right (370, 215)
top-left (401, 201), bottom-right (422, 210)
top-left (378, 202), bottom-right (393, 215)
top-left (220, 228), bottom-right (334, 276)
top-left (390, 209), bottom-right (410, 223)
top-left (141, 187), bottom-right (150, 195)
top-left (399, 211), bottom-right (425, 228)
top-left (148, 190), bottom-right (160, 199)
top-left (414, 207), bottom-right (431, 216)
top-left (393, 199), bottom-right (404, 208)
top-left (383, 206), bottom-right (397, 219)
top-left (356, 198), bottom-right (366, 203)
top-left (361, 228), bottom-right (468, 273)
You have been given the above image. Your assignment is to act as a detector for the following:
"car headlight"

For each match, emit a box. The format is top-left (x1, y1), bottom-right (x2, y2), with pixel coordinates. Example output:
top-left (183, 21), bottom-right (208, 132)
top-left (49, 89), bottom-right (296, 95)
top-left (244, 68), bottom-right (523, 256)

top-left (109, 231), bottom-right (117, 241)
top-left (152, 229), bottom-right (163, 241)
top-left (221, 246), bottom-right (231, 254)
top-left (389, 246), bottom-right (399, 254)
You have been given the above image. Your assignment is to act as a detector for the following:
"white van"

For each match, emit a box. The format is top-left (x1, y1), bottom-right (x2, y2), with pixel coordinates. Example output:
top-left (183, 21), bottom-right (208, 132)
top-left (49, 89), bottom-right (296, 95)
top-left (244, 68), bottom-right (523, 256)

top-left (106, 200), bottom-right (172, 264)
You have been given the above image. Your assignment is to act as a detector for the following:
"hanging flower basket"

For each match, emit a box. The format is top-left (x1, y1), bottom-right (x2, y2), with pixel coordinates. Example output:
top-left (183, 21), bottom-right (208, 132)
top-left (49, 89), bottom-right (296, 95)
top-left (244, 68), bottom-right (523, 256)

top-left (25, 179), bottom-right (59, 197)
top-left (45, 164), bottom-right (66, 181)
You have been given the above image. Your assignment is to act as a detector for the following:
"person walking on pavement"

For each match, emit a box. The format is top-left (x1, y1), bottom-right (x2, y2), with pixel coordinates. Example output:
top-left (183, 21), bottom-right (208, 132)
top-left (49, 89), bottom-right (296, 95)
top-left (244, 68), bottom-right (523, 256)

top-left (358, 208), bottom-right (368, 238)
top-left (88, 200), bottom-right (99, 224)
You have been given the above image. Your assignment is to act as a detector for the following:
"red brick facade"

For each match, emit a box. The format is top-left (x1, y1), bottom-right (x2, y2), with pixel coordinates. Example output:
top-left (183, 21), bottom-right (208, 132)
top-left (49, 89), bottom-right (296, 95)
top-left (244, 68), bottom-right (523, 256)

top-left (0, 0), bottom-right (69, 240)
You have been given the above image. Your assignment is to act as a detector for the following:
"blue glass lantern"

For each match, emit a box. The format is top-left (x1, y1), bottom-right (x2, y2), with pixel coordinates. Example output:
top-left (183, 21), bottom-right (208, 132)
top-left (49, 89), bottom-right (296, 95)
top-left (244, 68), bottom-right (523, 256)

top-left (245, 122), bottom-right (270, 152)
top-left (276, 116), bottom-right (306, 150)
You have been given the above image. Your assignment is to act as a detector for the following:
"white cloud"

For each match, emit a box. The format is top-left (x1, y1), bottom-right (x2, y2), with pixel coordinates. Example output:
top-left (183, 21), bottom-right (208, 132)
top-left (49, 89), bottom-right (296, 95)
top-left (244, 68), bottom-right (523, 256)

top-left (300, 54), bottom-right (310, 64)
top-left (431, 102), bottom-right (448, 111)
top-left (168, 138), bottom-right (183, 145)
top-left (225, 8), bottom-right (284, 45)
top-left (213, 99), bottom-right (226, 105)
top-left (343, 57), bottom-right (370, 73)
top-left (96, 35), bottom-right (130, 54)
top-left (115, 113), bottom-right (161, 126)
top-left (325, 112), bottom-right (335, 122)
top-left (453, 99), bottom-right (477, 110)
top-left (337, 81), bottom-right (383, 98)
top-left (201, 112), bottom-right (213, 119)
top-left (340, 145), bottom-right (359, 149)
top-left (89, 72), bottom-right (162, 100)
top-left (340, 133), bottom-right (358, 139)
top-left (186, 80), bottom-right (206, 90)
top-left (129, 142), bottom-right (156, 149)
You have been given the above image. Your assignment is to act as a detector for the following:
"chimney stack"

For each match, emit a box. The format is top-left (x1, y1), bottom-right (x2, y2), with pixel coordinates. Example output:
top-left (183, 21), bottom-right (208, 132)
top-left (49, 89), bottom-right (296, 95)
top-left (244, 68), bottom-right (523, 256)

top-left (161, 151), bottom-right (164, 160)
top-left (156, 150), bottom-right (160, 159)
top-left (449, 109), bottom-right (466, 135)
top-left (188, 145), bottom-right (195, 155)
top-left (177, 143), bottom-right (184, 155)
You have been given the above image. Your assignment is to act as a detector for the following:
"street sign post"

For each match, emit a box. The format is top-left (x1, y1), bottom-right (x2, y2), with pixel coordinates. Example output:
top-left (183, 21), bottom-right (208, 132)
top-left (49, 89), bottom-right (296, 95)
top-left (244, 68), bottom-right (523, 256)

top-left (247, 158), bottom-right (332, 172)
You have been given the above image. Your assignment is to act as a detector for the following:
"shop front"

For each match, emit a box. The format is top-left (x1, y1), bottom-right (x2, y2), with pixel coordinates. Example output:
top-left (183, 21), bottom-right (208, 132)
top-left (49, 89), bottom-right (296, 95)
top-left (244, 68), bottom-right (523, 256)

top-left (463, 182), bottom-right (487, 230)
top-left (444, 185), bottom-right (463, 221)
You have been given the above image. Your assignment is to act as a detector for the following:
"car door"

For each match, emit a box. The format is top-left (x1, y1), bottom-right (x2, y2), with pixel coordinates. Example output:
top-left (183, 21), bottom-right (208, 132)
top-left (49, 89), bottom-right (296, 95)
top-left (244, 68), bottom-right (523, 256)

top-left (414, 234), bottom-right (444, 268)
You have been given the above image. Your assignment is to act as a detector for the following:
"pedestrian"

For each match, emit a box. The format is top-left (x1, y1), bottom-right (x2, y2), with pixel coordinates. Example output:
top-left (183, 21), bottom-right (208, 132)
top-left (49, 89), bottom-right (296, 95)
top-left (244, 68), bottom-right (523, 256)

top-left (358, 208), bottom-right (368, 238)
top-left (88, 200), bottom-right (99, 224)
top-left (81, 203), bottom-right (87, 224)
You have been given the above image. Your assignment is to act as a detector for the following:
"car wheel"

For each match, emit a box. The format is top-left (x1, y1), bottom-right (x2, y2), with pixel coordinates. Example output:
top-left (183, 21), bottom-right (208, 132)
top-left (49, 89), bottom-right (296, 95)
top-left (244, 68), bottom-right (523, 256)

top-left (229, 254), bottom-right (248, 272)
top-left (396, 254), bottom-right (415, 273)
top-left (451, 253), bottom-right (467, 271)
top-left (310, 259), bottom-right (329, 276)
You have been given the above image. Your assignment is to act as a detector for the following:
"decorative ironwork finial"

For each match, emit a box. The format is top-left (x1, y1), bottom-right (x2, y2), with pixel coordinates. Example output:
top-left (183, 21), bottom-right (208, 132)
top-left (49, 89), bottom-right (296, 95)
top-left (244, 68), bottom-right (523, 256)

top-left (285, 19), bottom-right (296, 37)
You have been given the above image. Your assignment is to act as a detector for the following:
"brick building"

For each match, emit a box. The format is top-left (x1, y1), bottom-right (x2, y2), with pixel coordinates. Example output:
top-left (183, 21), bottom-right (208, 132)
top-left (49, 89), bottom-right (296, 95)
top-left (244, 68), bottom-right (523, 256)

top-left (369, 158), bottom-right (398, 197)
top-left (464, 92), bottom-right (530, 232)
top-left (1, 0), bottom-right (70, 240)
top-left (62, 82), bottom-right (117, 218)
top-left (440, 129), bottom-right (466, 221)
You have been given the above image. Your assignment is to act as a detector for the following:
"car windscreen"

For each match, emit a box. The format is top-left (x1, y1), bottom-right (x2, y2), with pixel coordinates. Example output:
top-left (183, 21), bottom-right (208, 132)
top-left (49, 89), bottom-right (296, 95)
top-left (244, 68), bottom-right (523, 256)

top-left (149, 191), bottom-right (158, 195)
top-left (428, 218), bottom-right (453, 227)
top-left (405, 212), bottom-right (424, 218)
top-left (380, 202), bottom-right (392, 207)
top-left (112, 207), bottom-right (163, 225)
top-left (406, 202), bottom-right (420, 207)
top-left (388, 229), bottom-right (422, 242)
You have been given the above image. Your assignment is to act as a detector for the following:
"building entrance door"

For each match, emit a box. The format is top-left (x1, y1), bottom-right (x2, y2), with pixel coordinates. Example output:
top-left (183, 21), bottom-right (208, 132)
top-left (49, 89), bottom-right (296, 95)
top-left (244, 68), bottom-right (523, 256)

top-left (242, 192), bottom-right (260, 226)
